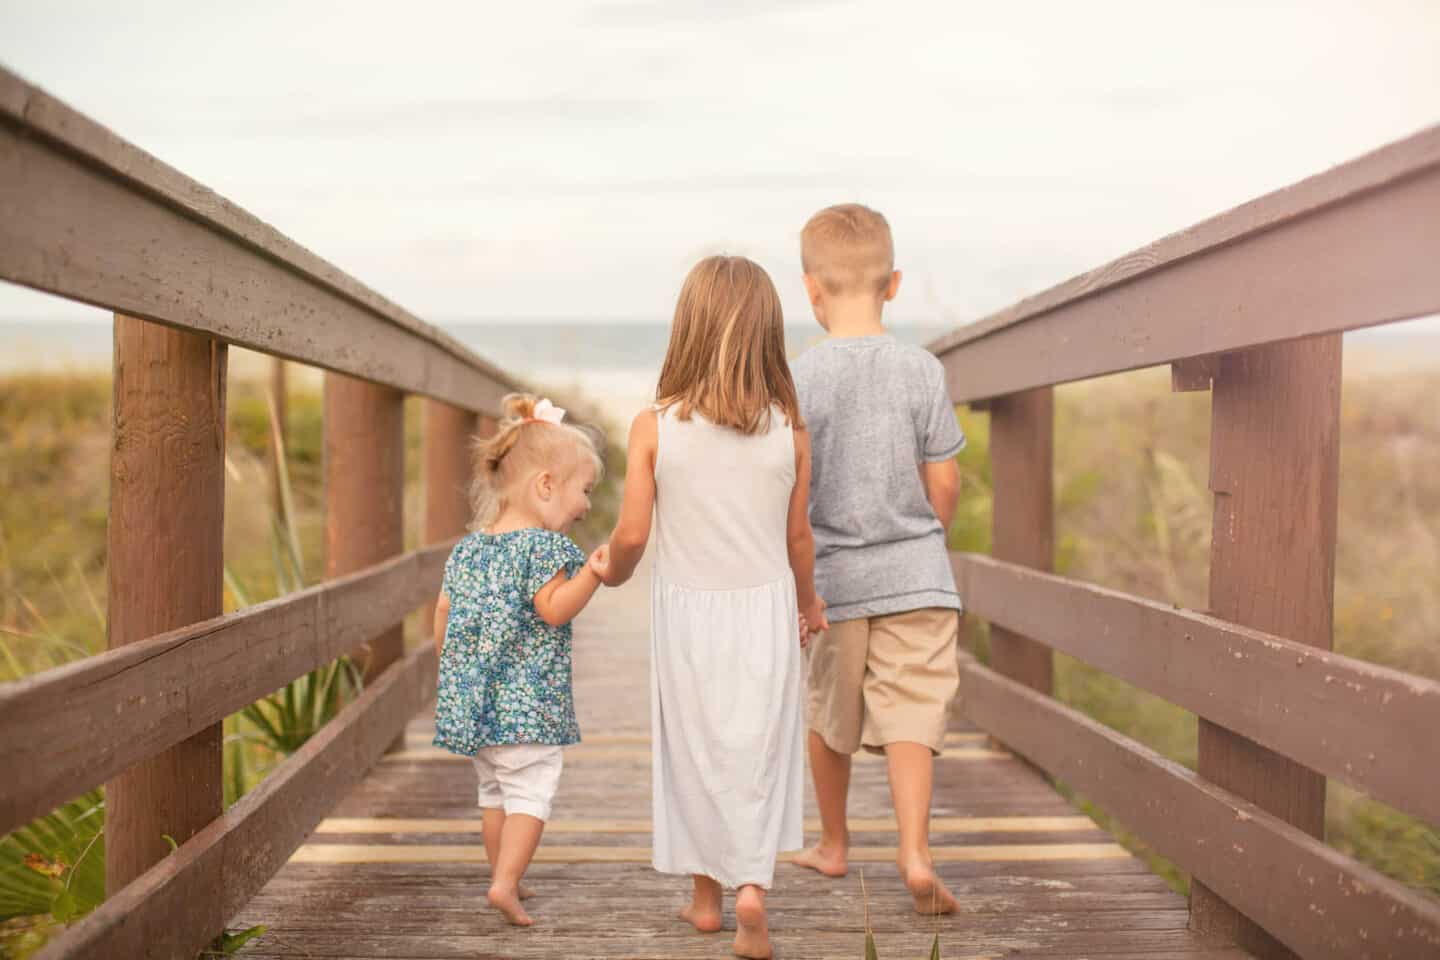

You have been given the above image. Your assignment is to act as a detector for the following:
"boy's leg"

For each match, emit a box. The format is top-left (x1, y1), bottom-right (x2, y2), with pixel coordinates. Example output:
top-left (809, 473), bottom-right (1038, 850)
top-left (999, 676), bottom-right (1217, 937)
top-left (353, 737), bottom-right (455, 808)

top-left (862, 608), bottom-right (961, 914)
top-left (794, 618), bottom-right (869, 877)
top-left (734, 884), bottom-right (772, 959)
top-left (680, 874), bottom-right (723, 933)
top-left (485, 745), bottom-right (564, 925)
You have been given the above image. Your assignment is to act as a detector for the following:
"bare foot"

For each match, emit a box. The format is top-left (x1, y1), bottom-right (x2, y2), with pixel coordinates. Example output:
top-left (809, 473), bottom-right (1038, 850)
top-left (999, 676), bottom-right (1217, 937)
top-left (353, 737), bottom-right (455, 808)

top-left (733, 885), bottom-right (773, 959)
top-left (792, 842), bottom-right (848, 878)
top-left (898, 857), bottom-right (959, 915)
top-left (487, 883), bottom-right (534, 926)
top-left (680, 901), bottom-right (723, 933)
top-left (519, 884), bottom-right (537, 900)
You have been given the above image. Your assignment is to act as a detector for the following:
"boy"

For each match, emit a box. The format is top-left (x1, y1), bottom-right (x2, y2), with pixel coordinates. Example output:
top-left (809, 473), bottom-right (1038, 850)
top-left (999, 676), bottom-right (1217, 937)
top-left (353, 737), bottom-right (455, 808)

top-left (790, 203), bottom-right (964, 915)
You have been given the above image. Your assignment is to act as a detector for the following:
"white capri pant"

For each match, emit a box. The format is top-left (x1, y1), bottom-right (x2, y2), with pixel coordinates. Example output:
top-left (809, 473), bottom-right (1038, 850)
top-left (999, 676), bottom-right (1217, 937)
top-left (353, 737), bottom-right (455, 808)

top-left (473, 744), bottom-right (564, 821)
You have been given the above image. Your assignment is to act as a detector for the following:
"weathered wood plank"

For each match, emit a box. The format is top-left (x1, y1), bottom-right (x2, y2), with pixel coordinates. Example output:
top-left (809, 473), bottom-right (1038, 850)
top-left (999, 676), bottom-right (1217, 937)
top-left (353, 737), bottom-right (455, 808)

top-left (311, 815), bottom-right (1098, 835)
top-left (0, 66), bottom-right (518, 413)
top-left (104, 316), bottom-right (226, 895)
top-left (36, 643), bottom-right (438, 960)
top-left (930, 128), bottom-right (1440, 403)
top-left (0, 544), bottom-right (449, 836)
top-left (960, 654), bottom-right (1440, 960)
top-left (951, 552), bottom-right (1440, 825)
top-left (422, 402), bottom-right (480, 636)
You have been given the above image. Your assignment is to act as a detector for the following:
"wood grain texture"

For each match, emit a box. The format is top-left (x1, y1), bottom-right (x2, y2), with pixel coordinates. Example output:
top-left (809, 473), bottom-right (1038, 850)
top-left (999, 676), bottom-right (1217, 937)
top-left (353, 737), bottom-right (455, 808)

top-left (422, 402), bottom-right (480, 636)
top-left (287, 843), bottom-right (1131, 865)
top-left (36, 644), bottom-right (438, 960)
top-left (0, 66), bottom-right (523, 413)
top-left (987, 387), bottom-right (1055, 694)
top-left (324, 373), bottom-right (406, 683)
top-left (104, 316), bottom-right (226, 896)
top-left (931, 150), bottom-right (1440, 403)
top-left (1192, 336), bottom-right (1344, 957)
top-left (0, 544), bottom-right (449, 837)
top-left (950, 552), bottom-right (1440, 825)
top-left (312, 815), bottom-right (1097, 835)
top-left (960, 655), bottom-right (1440, 960)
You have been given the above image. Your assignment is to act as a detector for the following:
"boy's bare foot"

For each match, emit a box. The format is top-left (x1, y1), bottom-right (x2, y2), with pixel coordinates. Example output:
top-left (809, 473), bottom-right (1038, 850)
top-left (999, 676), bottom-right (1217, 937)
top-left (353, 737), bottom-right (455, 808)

top-left (898, 856), bottom-right (959, 915)
top-left (792, 842), bottom-right (848, 877)
top-left (487, 883), bottom-right (534, 926)
top-left (733, 885), bottom-right (773, 959)
top-left (680, 901), bottom-right (723, 933)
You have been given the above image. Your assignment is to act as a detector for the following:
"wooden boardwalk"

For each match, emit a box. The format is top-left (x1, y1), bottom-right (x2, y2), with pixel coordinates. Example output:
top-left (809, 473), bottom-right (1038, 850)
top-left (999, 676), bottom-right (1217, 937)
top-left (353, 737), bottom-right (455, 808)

top-left (235, 566), bottom-right (1249, 960)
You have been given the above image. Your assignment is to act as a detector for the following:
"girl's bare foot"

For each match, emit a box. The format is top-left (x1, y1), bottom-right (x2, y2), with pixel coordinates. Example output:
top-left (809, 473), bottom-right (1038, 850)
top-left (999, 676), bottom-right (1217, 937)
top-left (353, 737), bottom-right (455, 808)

top-left (897, 856), bottom-right (959, 915)
top-left (733, 885), bottom-right (773, 959)
top-left (792, 842), bottom-right (848, 877)
top-left (487, 883), bottom-right (534, 926)
top-left (680, 901), bottom-right (723, 933)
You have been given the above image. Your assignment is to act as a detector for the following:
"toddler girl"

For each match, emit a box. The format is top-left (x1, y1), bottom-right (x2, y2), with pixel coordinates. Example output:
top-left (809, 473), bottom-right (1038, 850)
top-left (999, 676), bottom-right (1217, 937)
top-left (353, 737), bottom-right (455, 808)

top-left (594, 256), bottom-right (827, 959)
top-left (431, 393), bottom-right (606, 927)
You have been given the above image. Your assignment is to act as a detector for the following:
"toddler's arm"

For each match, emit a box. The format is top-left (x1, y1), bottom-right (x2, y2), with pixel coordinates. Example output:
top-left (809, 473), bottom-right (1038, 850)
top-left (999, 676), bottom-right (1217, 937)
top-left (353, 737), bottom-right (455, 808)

top-left (599, 410), bottom-right (658, 586)
top-left (787, 426), bottom-right (828, 634)
top-left (533, 564), bottom-right (604, 626)
top-left (921, 459), bottom-right (962, 534)
top-left (432, 592), bottom-right (450, 659)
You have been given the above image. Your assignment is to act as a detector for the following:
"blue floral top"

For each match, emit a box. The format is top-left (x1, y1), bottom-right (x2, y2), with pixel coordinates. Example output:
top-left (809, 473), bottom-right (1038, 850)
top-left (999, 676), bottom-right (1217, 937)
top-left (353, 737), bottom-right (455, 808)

top-left (433, 528), bottom-right (587, 755)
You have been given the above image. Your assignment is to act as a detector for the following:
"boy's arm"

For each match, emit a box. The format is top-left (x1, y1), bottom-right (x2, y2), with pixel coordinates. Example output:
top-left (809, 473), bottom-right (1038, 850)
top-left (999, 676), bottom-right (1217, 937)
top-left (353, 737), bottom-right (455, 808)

top-left (432, 592), bottom-right (451, 659)
top-left (533, 565), bottom-right (604, 626)
top-left (601, 410), bottom-right (658, 586)
top-left (921, 458), bottom-right (962, 535)
top-left (787, 427), bottom-right (828, 633)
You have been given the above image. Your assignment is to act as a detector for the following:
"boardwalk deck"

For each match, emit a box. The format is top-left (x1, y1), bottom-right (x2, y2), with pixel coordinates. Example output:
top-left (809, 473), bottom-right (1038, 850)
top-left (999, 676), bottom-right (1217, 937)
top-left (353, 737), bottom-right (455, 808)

top-left (236, 564), bottom-right (1249, 959)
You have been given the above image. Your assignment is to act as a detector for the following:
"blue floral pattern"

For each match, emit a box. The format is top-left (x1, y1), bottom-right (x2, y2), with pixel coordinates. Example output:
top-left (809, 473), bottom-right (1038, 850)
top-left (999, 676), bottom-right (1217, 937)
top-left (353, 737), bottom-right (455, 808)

top-left (433, 528), bottom-right (586, 756)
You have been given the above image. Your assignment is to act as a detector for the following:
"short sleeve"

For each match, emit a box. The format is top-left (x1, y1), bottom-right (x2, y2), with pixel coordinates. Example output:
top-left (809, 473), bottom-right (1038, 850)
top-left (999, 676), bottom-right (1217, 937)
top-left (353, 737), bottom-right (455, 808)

top-left (440, 538), bottom-right (468, 597)
top-left (522, 530), bottom-right (587, 599)
top-left (922, 362), bottom-right (966, 462)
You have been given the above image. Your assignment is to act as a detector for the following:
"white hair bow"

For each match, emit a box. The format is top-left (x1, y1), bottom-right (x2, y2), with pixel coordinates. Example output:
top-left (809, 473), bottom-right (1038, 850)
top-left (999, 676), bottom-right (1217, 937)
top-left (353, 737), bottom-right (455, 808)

top-left (529, 398), bottom-right (567, 425)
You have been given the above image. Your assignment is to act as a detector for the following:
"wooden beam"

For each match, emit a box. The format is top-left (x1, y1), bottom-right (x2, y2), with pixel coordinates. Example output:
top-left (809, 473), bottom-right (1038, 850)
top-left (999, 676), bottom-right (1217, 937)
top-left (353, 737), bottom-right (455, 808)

top-left (959, 655), bottom-right (1440, 960)
top-left (36, 644), bottom-right (438, 960)
top-left (929, 126), bottom-right (1440, 404)
top-left (0, 545), bottom-right (449, 837)
top-left (987, 387), bottom-right (1054, 694)
top-left (1191, 336), bottom-right (1344, 956)
top-left (1170, 355), bottom-right (1218, 392)
top-left (422, 403), bottom-right (481, 636)
top-left (950, 552), bottom-right (1440, 826)
top-left (324, 374), bottom-right (406, 683)
top-left (0, 66), bottom-right (519, 413)
top-left (104, 316), bottom-right (226, 897)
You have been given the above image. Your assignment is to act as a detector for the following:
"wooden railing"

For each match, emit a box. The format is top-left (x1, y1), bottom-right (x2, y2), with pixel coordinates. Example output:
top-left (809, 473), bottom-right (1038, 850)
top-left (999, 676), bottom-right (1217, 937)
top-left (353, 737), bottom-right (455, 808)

top-left (933, 124), bottom-right (1440, 960)
top-left (0, 65), bottom-right (536, 957)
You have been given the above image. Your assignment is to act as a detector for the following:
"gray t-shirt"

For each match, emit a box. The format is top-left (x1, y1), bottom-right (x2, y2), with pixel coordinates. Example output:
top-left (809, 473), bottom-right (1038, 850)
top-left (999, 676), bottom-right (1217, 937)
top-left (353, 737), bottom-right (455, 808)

top-left (792, 335), bottom-right (966, 622)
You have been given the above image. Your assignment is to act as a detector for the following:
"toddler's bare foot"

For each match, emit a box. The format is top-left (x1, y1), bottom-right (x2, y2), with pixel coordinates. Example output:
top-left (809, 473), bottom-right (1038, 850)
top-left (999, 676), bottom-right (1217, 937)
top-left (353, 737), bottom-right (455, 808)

top-left (680, 900), bottom-right (723, 933)
top-left (792, 842), bottom-right (848, 877)
top-left (519, 883), bottom-right (537, 900)
top-left (488, 883), bottom-right (534, 926)
top-left (898, 856), bottom-right (958, 915)
top-left (733, 885), bottom-right (773, 959)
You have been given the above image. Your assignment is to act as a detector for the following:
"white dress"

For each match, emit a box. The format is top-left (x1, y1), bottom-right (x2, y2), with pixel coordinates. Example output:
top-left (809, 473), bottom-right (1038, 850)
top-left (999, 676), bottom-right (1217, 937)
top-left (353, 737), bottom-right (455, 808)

top-left (650, 405), bottom-right (805, 889)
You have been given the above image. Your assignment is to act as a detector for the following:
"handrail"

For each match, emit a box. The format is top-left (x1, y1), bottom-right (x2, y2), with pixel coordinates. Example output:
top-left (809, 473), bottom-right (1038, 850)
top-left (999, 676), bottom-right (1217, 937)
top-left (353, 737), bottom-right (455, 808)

top-left (0, 65), bottom-right (523, 414)
top-left (930, 124), bottom-right (1440, 404)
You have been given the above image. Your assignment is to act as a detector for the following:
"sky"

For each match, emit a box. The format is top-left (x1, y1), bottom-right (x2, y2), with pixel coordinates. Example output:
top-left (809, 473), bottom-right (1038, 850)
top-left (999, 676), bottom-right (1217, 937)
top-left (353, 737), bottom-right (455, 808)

top-left (1, 0), bottom-right (1437, 330)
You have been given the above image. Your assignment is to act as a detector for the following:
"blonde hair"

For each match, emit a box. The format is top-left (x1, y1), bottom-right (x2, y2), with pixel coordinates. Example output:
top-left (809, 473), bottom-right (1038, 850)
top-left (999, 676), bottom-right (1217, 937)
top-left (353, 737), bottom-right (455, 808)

top-left (655, 255), bottom-right (803, 436)
top-left (800, 203), bottom-right (895, 297)
top-left (469, 393), bottom-right (603, 530)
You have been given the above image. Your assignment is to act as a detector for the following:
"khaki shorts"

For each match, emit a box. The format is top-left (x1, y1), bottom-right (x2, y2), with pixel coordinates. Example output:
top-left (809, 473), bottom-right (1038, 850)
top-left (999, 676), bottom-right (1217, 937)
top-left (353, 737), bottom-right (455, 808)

top-left (805, 607), bottom-right (960, 756)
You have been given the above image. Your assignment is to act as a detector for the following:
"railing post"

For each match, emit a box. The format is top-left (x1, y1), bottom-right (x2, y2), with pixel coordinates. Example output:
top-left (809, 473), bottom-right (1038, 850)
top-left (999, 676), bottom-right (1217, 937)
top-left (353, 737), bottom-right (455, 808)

top-left (1190, 334), bottom-right (1343, 958)
top-left (324, 373), bottom-right (405, 683)
top-left (987, 386), bottom-right (1055, 694)
top-left (422, 402), bottom-right (484, 636)
top-left (105, 315), bottom-right (226, 895)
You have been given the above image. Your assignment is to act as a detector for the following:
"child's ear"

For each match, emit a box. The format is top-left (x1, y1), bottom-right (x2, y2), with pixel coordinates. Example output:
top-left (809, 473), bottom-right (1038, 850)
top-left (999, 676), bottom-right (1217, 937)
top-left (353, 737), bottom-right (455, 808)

top-left (534, 470), bottom-right (554, 502)
top-left (802, 273), bottom-right (824, 306)
top-left (884, 270), bottom-right (902, 302)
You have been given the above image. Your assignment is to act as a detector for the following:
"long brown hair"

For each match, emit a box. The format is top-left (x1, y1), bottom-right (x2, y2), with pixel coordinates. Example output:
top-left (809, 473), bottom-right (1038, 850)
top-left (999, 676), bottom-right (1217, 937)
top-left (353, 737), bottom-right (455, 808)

top-left (655, 255), bottom-right (803, 435)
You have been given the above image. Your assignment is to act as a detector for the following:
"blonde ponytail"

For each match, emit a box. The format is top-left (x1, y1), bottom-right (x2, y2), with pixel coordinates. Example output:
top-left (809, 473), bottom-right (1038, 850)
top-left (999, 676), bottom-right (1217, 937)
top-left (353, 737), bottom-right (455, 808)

top-left (468, 393), bottom-right (603, 530)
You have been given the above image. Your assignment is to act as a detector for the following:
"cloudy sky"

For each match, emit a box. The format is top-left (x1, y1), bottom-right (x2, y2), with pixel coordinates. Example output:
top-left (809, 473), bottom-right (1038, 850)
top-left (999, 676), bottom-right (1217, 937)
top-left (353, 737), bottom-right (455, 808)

top-left (1, 0), bottom-right (1437, 328)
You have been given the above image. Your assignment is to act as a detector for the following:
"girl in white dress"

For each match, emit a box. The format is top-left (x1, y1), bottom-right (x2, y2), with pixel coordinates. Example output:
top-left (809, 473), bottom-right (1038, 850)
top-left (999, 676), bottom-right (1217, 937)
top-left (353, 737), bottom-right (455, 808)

top-left (593, 255), bottom-right (828, 959)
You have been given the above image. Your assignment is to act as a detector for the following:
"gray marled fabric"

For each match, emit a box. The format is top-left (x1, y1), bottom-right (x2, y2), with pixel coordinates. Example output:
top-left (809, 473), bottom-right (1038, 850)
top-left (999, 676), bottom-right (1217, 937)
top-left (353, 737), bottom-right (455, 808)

top-left (792, 335), bottom-right (966, 622)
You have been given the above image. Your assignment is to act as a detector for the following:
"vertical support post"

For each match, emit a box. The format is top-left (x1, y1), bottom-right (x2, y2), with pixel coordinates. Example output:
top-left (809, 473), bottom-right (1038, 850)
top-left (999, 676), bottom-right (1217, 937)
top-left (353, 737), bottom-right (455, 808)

top-left (324, 373), bottom-right (405, 683)
top-left (987, 386), bottom-right (1055, 694)
top-left (422, 401), bottom-right (481, 637)
top-left (1190, 335), bottom-right (1342, 958)
top-left (106, 315), bottom-right (226, 895)
top-left (269, 356), bottom-right (288, 527)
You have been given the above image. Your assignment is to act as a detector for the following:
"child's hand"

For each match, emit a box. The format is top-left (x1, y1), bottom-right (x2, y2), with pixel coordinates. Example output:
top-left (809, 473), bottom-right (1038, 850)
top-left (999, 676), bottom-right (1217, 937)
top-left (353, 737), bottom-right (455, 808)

top-left (801, 596), bottom-right (829, 638)
top-left (798, 613), bottom-right (811, 648)
top-left (587, 544), bottom-right (610, 581)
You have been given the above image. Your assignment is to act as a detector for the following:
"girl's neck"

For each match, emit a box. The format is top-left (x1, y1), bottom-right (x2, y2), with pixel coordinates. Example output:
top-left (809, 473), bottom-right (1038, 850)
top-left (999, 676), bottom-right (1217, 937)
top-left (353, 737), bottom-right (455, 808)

top-left (488, 506), bottom-right (547, 535)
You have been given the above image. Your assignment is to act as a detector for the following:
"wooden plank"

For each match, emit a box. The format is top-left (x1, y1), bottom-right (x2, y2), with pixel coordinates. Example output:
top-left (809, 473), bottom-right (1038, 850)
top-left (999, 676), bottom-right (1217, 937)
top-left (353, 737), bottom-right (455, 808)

top-left (36, 643), bottom-right (438, 960)
top-left (325, 374), bottom-right (406, 683)
top-left (0, 66), bottom-right (520, 413)
top-left (103, 316), bottom-right (226, 896)
top-left (379, 744), bottom-right (1008, 763)
top-left (960, 654), bottom-right (1440, 960)
top-left (422, 402), bottom-right (480, 636)
top-left (312, 815), bottom-right (1097, 835)
top-left (950, 552), bottom-right (1440, 825)
top-left (929, 130), bottom-right (1440, 403)
top-left (1192, 336), bottom-right (1344, 956)
top-left (987, 387), bottom-right (1054, 693)
top-left (0, 544), bottom-right (449, 836)
top-left (288, 842), bottom-right (1132, 865)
